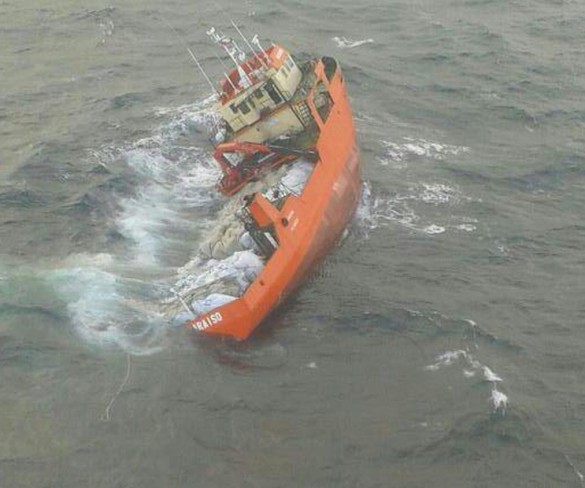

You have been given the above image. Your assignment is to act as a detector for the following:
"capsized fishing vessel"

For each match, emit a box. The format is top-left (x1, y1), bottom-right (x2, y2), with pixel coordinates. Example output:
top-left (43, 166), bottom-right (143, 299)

top-left (172, 29), bottom-right (361, 340)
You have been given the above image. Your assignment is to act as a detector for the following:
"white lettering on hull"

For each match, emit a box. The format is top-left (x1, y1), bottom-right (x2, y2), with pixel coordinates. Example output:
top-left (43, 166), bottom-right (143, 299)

top-left (192, 312), bottom-right (223, 331)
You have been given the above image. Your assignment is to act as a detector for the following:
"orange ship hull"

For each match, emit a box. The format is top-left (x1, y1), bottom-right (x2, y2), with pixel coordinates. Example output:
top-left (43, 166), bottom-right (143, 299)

top-left (186, 58), bottom-right (361, 340)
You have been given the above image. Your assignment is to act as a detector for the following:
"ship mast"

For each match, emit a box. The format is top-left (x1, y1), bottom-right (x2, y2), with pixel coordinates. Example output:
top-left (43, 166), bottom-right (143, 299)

top-left (206, 27), bottom-right (253, 89)
top-left (228, 19), bottom-right (269, 69)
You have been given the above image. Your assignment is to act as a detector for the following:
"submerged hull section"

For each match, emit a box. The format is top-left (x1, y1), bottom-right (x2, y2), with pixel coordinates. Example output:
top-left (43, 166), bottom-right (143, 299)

top-left (186, 58), bottom-right (361, 340)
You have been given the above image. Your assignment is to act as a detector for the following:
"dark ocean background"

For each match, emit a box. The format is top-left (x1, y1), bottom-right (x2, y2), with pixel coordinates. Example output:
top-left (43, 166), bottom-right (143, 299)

top-left (1, 0), bottom-right (585, 486)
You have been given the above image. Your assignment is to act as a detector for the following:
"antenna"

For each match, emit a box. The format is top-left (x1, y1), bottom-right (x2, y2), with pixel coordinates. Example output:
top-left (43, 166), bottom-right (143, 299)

top-left (207, 27), bottom-right (253, 88)
top-left (251, 34), bottom-right (271, 65)
top-left (211, 49), bottom-right (238, 92)
top-left (213, 3), bottom-right (270, 69)
top-left (161, 17), bottom-right (219, 96)
top-left (228, 19), bottom-right (269, 69)
top-left (206, 2), bottom-right (270, 70)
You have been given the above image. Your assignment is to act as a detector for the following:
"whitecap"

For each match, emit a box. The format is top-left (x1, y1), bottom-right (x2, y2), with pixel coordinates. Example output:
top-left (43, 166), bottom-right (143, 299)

top-left (332, 36), bottom-right (374, 49)
top-left (483, 366), bottom-right (503, 382)
top-left (355, 181), bottom-right (420, 236)
top-left (456, 223), bottom-right (476, 232)
top-left (53, 95), bottom-right (223, 353)
top-left (419, 183), bottom-right (460, 205)
top-left (358, 175), bottom-right (474, 237)
top-left (491, 387), bottom-right (508, 412)
top-left (423, 224), bottom-right (446, 234)
top-left (381, 138), bottom-right (469, 162)
top-left (426, 346), bottom-right (510, 413)
top-left (48, 266), bottom-right (166, 355)
top-left (425, 349), bottom-right (468, 370)
top-left (113, 109), bottom-right (221, 265)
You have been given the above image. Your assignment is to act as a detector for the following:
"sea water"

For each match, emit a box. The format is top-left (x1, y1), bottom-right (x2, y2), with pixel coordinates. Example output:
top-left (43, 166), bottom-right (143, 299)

top-left (1, 0), bottom-right (585, 486)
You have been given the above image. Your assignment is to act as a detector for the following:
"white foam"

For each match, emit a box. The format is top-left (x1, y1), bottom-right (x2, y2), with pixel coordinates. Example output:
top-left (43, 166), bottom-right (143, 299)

top-left (419, 183), bottom-right (460, 205)
top-left (491, 387), bottom-right (508, 413)
top-left (49, 266), bottom-right (166, 355)
top-left (332, 36), bottom-right (374, 49)
top-left (356, 182), bottom-right (419, 235)
top-left (113, 111), bottom-right (221, 265)
top-left (98, 19), bottom-right (115, 45)
top-left (565, 456), bottom-right (585, 486)
top-left (483, 366), bottom-right (503, 382)
top-left (54, 96), bottom-right (224, 353)
top-left (425, 349), bottom-right (468, 370)
top-left (456, 223), bottom-right (477, 232)
top-left (124, 148), bottom-right (171, 179)
top-left (358, 175), bottom-right (478, 237)
top-left (370, 137), bottom-right (475, 235)
top-left (153, 94), bottom-right (217, 118)
top-left (494, 242), bottom-right (511, 256)
top-left (173, 156), bottom-right (221, 207)
top-left (423, 224), bottom-right (446, 235)
top-left (117, 186), bottom-right (179, 265)
top-left (357, 182), bottom-right (454, 237)
top-left (381, 138), bottom-right (469, 163)
top-left (426, 347), bottom-right (509, 413)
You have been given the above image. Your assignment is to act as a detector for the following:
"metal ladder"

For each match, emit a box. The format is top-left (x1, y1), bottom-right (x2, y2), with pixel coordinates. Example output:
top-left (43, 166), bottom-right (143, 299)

top-left (295, 101), bottom-right (314, 127)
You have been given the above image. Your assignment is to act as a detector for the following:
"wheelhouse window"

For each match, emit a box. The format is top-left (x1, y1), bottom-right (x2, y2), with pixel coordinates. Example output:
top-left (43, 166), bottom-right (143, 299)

top-left (239, 101), bottom-right (251, 115)
top-left (265, 82), bottom-right (283, 104)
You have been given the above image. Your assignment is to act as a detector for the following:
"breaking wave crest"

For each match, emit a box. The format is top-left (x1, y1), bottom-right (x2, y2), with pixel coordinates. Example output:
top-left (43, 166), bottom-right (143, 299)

top-left (426, 348), bottom-right (509, 414)
top-left (332, 36), bottom-right (375, 49)
top-left (378, 137), bottom-right (469, 166)
top-left (49, 258), bottom-right (168, 355)
top-left (355, 135), bottom-right (476, 237)
top-left (356, 180), bottom-right (477, 236)
top-left (49, 95), bottom-right (224, 353)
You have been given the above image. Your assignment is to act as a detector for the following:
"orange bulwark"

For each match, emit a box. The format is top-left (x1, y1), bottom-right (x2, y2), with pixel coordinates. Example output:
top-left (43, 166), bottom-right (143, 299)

top-left (186, 55), bottom-right (361, 340)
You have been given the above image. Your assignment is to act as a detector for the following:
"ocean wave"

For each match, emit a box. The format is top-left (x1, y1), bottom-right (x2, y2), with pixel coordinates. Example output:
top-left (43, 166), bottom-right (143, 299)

top-left (50, 97), bottom-right (223, 353)
top-left (355, 181), bottom-right (417, 235)
top-left (426, 349), bottom-right (509, 414)
top-left (116, 148), bottom-right (219, 266)
top-left (48, 260), bottom-right (167, 355)
top-left (332, 36), bottom-right (374, 49)
top-left (356, 181), bottom-right (474, 236)
top-left (0, 184), bottom-right (47, 208)
top-left (91, 96), bottom-right (222, 266)
top-left (379, 137), bottom-right (469, 165)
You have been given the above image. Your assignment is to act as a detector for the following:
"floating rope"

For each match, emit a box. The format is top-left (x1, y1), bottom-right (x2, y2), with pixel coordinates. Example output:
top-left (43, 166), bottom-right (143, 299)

top-left (101, 353), bottom-right (132, 422)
